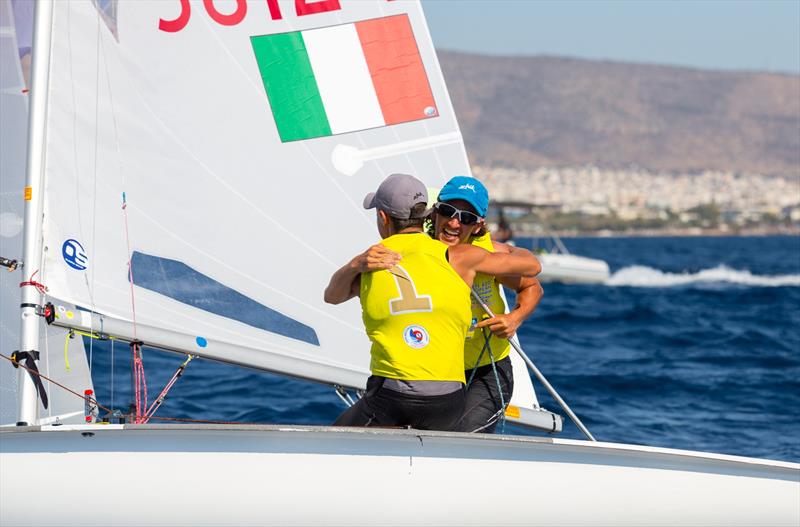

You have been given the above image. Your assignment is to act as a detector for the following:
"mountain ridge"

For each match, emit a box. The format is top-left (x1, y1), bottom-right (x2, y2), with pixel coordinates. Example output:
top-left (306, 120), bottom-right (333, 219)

top-left (438, 51), bottom-right (800, 177)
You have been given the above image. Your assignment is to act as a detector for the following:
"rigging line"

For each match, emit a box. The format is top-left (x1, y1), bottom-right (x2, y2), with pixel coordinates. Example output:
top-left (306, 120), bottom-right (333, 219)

top-left (63, 331), bottom-right (72, 372)
top-left (122, 193), bottom-right (147, 423)
top-left (143, 354), bottom-right (195, 423)
top-left (484, 342), bottom-right (508, 434)
top-left (0, 352), bottom-right (111, 416)
top-left (65, 0), bottom-right (87, 247)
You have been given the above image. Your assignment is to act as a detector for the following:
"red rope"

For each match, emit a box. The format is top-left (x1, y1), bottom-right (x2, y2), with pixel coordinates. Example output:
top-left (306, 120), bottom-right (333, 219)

top-left (122, 193), bottom-right (147, 423)
top-left (20, 269), bottom-right (47, 294)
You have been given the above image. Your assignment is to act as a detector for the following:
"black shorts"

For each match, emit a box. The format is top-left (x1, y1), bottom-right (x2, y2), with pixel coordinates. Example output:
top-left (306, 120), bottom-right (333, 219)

top-left (454, 356), bottom-right (514, 433)
top-left (333, 376), bottom-right (465, 431)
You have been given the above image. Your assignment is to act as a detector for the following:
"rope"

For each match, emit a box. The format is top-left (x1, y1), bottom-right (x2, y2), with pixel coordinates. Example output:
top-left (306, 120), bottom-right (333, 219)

top-left (142, 355), bottom-right (195, 423)
top-left (121, 191), bottom-right (147, 423)
top-left (131, 341), bottom-right (147, 424)
top-left (0, 352), bottom-right (248, 426)
top-left (64, 329), bottom-right (117, 374)
top-left (465, 315), bottom-right (509, 433)
top-left (63, 332), bottom-right (72, 372)
top-left (19, 269), bottom-right (47, 294)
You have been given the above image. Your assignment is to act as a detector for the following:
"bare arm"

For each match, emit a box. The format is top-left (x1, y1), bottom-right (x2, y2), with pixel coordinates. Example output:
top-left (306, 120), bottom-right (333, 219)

top-left (451, 239), bottom-right (542, 337)
top-left (324, 244), bottom-right (401, 304)
top-left (447, 243), bottom-right (540, 291)
top-left (476, 276), bottom-right (543, 339)
top-left (473, 247), bottom-right (541, 278)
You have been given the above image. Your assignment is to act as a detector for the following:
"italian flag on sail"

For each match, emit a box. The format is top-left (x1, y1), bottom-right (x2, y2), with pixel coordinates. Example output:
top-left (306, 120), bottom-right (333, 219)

top-left (251, 14), bottom-right (437, 142)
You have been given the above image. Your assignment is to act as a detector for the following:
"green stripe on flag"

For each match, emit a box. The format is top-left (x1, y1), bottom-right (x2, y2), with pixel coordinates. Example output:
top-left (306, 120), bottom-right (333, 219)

top-left (251, 32), bottom-right (331, 142)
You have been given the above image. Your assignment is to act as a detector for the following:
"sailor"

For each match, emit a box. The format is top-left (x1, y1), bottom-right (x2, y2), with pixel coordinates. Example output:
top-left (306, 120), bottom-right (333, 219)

top-left (324, 173), bottom-right (540, 430)
top-left (430, 176), bottom-right (543, 433)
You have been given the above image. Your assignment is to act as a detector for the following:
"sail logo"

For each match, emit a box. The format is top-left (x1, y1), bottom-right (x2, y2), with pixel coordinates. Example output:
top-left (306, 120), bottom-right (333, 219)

top-left (403, 325), bottom-right (429, 349)
top-left (62, 239), bottom-right (88, 271)
top-left (458, 184), bottom-right (476, 192)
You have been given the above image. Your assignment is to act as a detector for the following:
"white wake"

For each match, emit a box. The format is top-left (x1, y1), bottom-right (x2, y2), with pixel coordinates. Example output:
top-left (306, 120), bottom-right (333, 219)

top-left (605, 265), bottom-right (800, 287)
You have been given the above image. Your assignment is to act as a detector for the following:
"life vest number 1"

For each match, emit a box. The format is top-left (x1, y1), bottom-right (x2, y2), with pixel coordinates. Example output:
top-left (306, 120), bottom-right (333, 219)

top-left (388, 265), bottom-right (432, 314)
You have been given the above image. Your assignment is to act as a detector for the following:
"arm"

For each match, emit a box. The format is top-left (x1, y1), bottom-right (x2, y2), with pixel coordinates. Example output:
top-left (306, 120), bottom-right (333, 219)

top-left (474, 247), bottom-right (541, 278)
top-left (476, 276), bottom-right (543, 339)
top-left (467, 240), bottom-right (542, 338)
top-left (324, 244), bottom-right (401, 304)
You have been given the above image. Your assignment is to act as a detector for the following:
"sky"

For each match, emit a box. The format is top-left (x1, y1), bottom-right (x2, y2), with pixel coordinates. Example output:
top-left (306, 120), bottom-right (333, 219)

top-left (422, 0), bottom-right (800, 74)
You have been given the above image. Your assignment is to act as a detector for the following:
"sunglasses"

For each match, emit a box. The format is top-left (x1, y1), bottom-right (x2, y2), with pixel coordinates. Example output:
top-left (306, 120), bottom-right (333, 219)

top-left (433, 202), bottom-right (481, 225)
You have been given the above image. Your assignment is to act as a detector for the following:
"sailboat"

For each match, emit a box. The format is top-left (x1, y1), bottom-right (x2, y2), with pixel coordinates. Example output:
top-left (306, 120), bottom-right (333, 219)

top-left (1, 1), bottom-right (797, 525)
top-left (488, 204), bottom-right (610, 284)
top-left (533, 232), bottom-right (611, 284)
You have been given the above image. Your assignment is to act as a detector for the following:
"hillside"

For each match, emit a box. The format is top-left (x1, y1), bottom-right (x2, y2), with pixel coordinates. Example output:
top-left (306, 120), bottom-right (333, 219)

top-left (438, 52), bottom-right (800, 177)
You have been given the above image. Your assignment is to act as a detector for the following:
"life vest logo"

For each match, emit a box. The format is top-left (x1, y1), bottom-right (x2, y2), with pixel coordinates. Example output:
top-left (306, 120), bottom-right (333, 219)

top-left (403, 325), bottom-right (429, 349)
top-left (62, 239), bottom-right (88, 270)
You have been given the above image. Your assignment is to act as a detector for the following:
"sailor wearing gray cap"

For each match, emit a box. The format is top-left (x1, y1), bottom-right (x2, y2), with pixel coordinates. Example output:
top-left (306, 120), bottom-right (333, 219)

top-left (362, 172), bottom-right (430, 221)
top-left (324, 173), bottom-right (540, 431)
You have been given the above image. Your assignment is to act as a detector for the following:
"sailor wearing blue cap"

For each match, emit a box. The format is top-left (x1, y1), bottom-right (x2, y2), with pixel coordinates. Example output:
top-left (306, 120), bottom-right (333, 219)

top-left (430, 175), bottom-right (543, 433)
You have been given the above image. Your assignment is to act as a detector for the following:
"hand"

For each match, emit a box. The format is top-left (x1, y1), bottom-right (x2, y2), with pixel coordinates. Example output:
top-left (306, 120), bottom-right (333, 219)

top-left (353, 244), bottom-right (401, 273)
top-left (475, 312), bottom-right (521, 339)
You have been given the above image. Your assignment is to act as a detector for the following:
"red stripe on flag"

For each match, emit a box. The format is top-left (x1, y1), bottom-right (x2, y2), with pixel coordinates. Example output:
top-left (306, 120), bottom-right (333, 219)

top-left (356, 15), bottom-right (436, 126)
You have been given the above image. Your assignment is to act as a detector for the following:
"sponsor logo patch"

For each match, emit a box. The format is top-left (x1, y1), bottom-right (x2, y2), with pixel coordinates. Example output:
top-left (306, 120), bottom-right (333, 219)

top-left (403, 324), bottom-right (429, 349)
top-left (62, 239), bottom-right (88, 270)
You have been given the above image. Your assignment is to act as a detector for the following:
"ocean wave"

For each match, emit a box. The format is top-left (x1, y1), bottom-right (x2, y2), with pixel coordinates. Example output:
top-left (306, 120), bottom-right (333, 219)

top-left (605, 265), bottom-right (800, 288)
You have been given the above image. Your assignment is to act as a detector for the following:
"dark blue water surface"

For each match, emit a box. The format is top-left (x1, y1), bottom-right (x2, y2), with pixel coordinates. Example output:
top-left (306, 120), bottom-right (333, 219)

top-left (88, 236), bottom-right (800, 462)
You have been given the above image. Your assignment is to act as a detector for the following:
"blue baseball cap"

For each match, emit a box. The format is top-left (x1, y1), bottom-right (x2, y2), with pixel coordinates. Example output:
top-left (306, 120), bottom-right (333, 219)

top-left (437, 176), bottom-right (488, 217)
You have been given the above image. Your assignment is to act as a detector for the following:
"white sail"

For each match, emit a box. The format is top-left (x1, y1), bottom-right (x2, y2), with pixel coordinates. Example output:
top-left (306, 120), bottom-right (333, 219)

top-left (37, 0), bottom-right (468, 386)
top-left (1, 0), bottom-right (92, 425)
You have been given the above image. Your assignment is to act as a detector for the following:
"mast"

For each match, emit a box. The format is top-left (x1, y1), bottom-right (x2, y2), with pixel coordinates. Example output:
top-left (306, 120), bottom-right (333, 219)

top-left (17, 0), bottom-right (54, 425)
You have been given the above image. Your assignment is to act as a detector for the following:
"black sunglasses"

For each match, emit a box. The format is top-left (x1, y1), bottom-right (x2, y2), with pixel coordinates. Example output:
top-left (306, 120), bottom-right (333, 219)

top-left (433, 202), bottom-right (481, 225)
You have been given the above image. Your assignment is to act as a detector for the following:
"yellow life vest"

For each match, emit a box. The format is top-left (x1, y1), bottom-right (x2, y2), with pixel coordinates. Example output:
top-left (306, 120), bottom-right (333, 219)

top-left (464, 232), bottom-right (511, 368)
top-left (360, 233), bottom-right (470, 383)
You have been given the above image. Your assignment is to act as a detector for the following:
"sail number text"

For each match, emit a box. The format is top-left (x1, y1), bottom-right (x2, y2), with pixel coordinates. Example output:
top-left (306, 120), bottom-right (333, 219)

top-left (159, 0), bottom-right (350, 32)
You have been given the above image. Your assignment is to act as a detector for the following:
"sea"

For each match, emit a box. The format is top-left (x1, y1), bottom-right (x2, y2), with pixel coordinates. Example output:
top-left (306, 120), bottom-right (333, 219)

top-left (88, 235), bottom-right (800, 463)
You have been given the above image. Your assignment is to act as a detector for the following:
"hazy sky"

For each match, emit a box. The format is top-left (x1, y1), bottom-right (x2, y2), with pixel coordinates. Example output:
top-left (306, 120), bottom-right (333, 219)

top-left (422, 0), bottom-right (800, 74)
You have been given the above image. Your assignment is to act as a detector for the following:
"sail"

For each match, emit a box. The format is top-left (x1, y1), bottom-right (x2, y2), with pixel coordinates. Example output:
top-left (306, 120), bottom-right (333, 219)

top-left (1, 0), bottom-right (93, 425)
top-left (36, 0), bottom-right (470, 388)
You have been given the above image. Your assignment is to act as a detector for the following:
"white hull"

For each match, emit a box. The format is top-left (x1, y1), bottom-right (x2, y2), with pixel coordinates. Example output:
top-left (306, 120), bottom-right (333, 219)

top-left (2, 424), bottom-right (797, 526)
top-left (538, 253), bottom-right (611, 284)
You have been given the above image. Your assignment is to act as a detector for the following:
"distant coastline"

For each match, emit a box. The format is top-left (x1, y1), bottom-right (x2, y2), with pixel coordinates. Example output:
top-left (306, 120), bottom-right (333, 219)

top-left (517, 225), bottom-right (800, 239)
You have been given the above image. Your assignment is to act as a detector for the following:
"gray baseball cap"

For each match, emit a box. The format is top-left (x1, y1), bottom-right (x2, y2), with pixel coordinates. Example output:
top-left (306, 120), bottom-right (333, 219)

top-left (363, 173), bottom-right (428, 219)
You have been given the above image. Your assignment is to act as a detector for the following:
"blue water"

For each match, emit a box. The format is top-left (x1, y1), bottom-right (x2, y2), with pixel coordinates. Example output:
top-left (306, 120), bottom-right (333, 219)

top-left (88, 235), bottom-right (800, 462)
